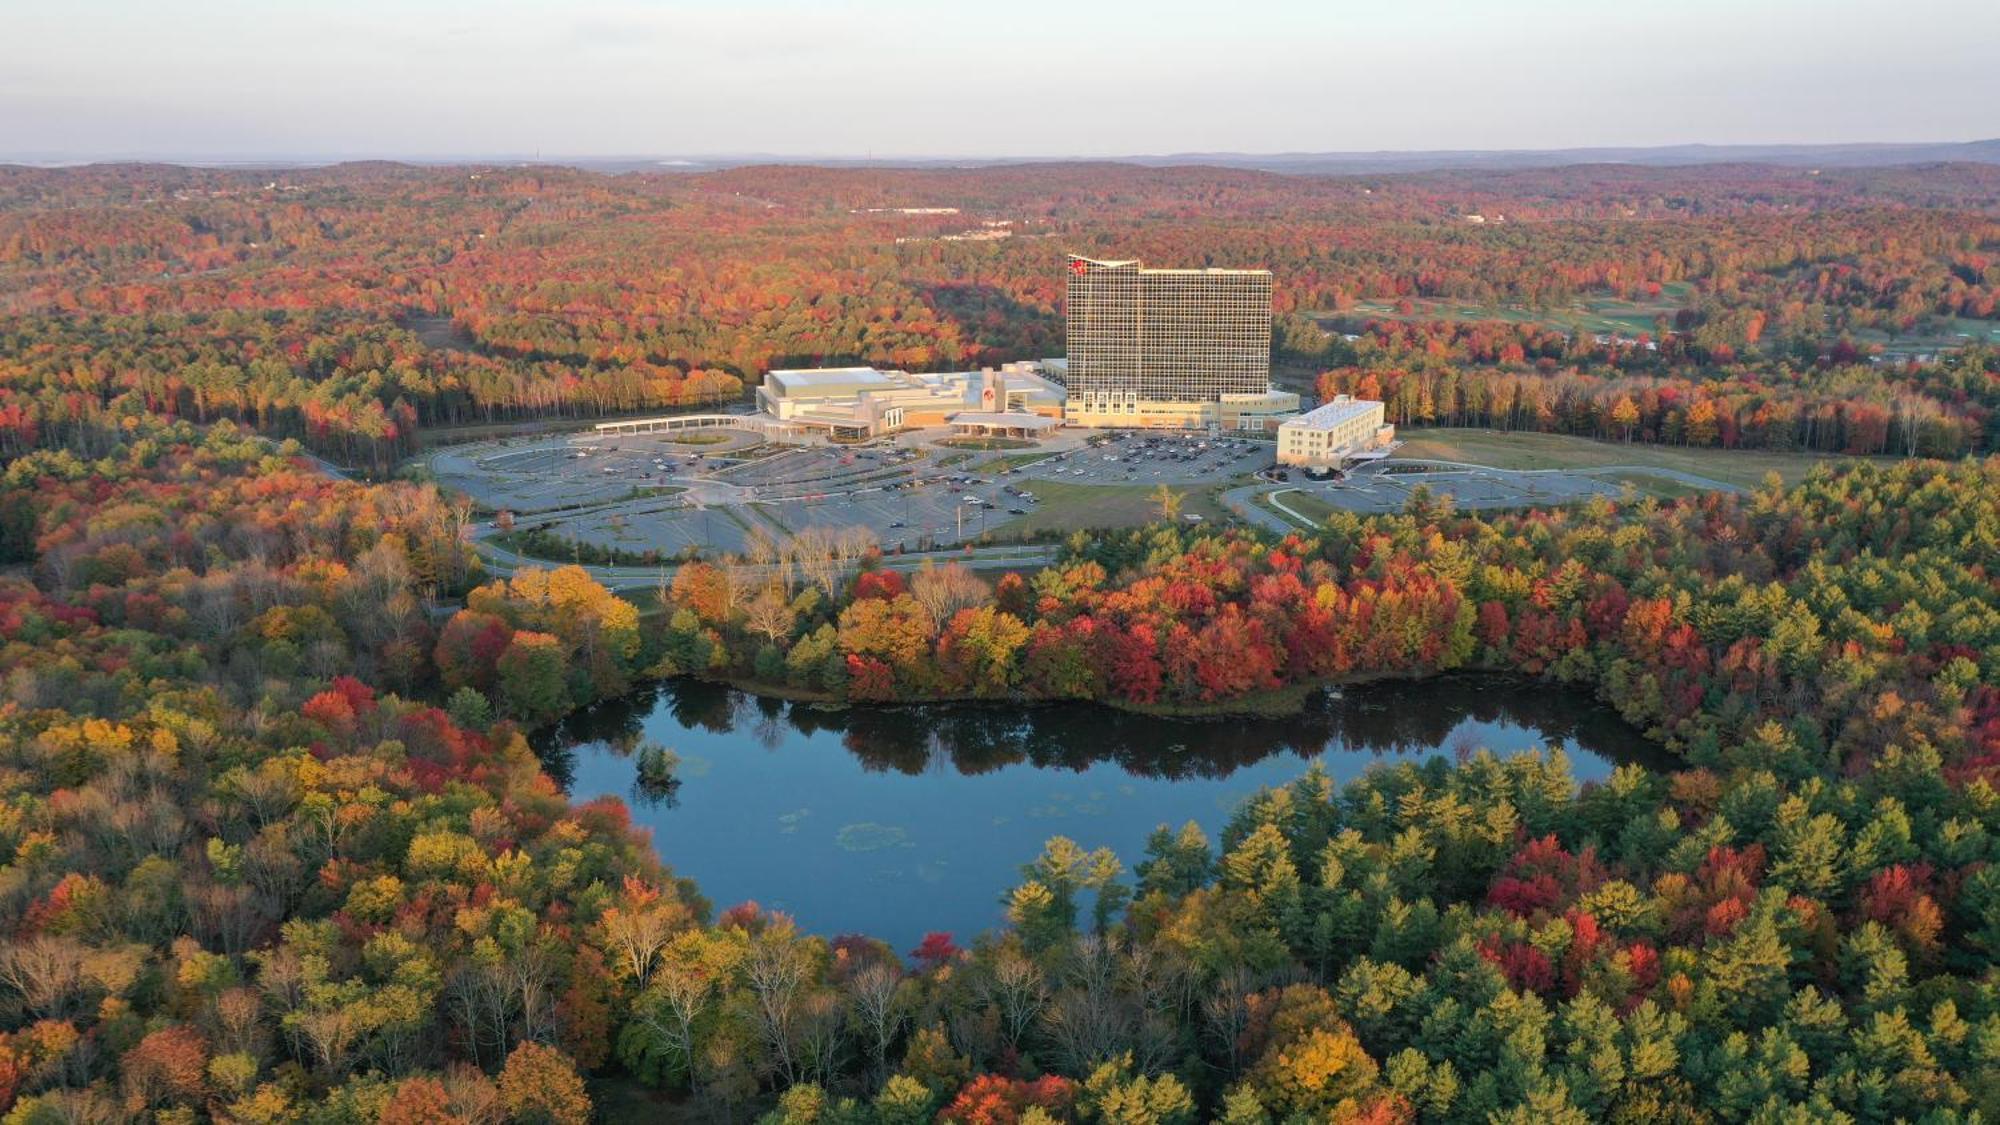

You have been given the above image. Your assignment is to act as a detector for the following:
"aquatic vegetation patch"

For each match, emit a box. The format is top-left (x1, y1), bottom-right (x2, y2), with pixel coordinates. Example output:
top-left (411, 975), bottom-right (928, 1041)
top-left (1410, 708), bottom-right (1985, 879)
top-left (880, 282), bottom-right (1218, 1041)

top-left (835, 822), bottom-right (910, 852)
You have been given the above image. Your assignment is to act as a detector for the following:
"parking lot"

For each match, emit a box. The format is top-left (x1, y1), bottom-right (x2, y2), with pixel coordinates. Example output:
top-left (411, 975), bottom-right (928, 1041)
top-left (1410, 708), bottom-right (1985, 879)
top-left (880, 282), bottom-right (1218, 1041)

top-left (555, 503), bottom-right (757, 558)
top-left (433, 428), bottom-right (764, 512)
top-left (441, 423), bottom-right (1676, 564)
top-left (1015, 431), bottom-right (1272, 487)
top-left (455, 429), bottom-right (1063, 558)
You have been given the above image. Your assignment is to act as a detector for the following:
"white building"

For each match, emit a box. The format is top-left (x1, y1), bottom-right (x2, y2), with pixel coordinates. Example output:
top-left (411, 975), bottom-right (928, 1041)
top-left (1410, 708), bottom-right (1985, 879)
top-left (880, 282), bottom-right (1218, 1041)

top-left (754, 362), bottom-right (1066, 439)
top-left (1276, 396), bottom-right (1395, 469)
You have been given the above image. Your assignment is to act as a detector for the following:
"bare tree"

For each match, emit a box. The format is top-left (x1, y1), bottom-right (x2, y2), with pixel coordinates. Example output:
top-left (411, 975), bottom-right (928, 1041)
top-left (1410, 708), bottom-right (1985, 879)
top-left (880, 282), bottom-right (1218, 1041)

top-left (791, 528), bottom-right (842, 598)
top-left (1040, 935), bottom-right (1135, 1074)
top-left (848, 962), bottom-right (907, 1084)
top-left (984, 946), bottom-right (1048, 1052)
top-left (909, 562), bottom-right (991, 630)
top-left (631, 959), bottom-right (716, 1088)
top-left (835, 526), bottom-right (877, 570)
top-left (211, 985), bottom-right (268, 1059)
top-left (796, 989), bottom-right (846, 1084)
top-left (1202, 966), bottom-right (1256, 1078)
top-left (745, 926), bottom-right (810, 1085)
top-left (0, 936), bottom-right (89, 1019)
top-left (744, 527), bottom-right (790, 590)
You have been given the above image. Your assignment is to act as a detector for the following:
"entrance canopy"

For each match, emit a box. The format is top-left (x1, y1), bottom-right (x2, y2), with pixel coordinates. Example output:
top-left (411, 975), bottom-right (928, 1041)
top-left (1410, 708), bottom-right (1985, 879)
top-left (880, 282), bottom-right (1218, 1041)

top-left (948, 411), bottom-right (1062, 438)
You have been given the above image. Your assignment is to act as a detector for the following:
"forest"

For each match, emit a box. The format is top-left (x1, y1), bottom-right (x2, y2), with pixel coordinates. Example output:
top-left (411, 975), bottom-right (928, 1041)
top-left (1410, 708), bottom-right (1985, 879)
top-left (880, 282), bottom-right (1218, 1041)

top-left (2, 161), bottom-right (1998, 468)
top-left (0, 160), bottom-right (1998, 1121)
top-left (3, 422), bottom-right (1998, 1121)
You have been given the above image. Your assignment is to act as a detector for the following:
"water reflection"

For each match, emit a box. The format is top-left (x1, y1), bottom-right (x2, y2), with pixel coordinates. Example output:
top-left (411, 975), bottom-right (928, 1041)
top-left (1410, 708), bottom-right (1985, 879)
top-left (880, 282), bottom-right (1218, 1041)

top-left (537, 676), bottom-right (1669, 946)
top-left (542, 675), bottom-right (1669, 787)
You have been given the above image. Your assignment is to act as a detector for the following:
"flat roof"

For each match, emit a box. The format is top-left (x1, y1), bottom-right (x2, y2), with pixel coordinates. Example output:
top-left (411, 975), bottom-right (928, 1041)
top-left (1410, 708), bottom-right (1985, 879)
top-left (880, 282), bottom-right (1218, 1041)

top-left (1284, 397), bottom-right (1383, 431)
top-left (767, 367), bottom-right (895, 389)
top-left (1068, 255), bottom-right (1269, 277)
top-left (1139, 267), bottom-right (1272, 276)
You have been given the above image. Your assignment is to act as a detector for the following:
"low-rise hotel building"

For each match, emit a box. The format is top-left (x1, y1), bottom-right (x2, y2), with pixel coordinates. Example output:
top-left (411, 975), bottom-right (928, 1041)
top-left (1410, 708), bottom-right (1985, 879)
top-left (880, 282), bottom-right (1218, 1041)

top-left (1275, 395), bottom-right (1396, 469)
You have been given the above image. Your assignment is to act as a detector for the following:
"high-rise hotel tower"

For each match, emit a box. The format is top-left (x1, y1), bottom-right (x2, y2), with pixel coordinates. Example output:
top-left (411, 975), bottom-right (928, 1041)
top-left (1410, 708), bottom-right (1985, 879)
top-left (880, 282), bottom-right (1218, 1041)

top-left (1062, 254), bottom-right (1293, 429)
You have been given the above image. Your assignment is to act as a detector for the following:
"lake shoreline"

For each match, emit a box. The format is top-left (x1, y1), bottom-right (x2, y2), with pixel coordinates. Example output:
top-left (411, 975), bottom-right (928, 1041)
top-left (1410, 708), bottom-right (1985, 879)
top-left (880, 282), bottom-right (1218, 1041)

top-left (615, 661), bottom-right (1554, 724)
top-left (534, 673), bottom-right (1676, 946)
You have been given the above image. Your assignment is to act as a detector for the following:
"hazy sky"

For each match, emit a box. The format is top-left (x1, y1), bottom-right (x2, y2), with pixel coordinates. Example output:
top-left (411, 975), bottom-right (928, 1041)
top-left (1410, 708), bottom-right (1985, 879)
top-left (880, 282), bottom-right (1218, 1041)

top-left (5, 0), bottom-right (1997, 160)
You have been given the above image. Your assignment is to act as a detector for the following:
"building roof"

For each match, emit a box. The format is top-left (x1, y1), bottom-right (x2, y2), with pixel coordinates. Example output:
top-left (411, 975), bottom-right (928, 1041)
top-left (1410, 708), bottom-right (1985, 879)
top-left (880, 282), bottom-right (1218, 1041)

top-left (766, 367), bottom-right (893, 390)
top-left (1068, 254), bottom-right (1268, 277)
top-left (1283, 396), bottom-right (1383, 431)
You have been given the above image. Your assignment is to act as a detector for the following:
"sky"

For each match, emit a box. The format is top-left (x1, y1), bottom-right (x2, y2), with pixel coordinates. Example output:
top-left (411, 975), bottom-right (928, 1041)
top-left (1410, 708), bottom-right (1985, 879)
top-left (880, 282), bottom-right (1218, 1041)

top-left (4, 0), bottom-right (1997, 162)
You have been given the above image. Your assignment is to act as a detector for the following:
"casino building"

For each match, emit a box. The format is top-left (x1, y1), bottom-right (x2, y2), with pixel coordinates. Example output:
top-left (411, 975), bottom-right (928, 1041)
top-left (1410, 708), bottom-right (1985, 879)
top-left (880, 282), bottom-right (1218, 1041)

top-left (1063, 254), bottom-right (1298, 429)
top-left (751, 362), bottom-right (1065, 440)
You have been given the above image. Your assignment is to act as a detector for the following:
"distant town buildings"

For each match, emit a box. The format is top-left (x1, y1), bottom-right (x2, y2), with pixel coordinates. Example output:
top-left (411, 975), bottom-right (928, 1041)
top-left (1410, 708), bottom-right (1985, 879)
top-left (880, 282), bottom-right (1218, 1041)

top-left (1063, 254), bottom-right (1294, 429)
top-left (1276, 395), bottom-right (1396, 469)
top-left (894, 227), bottom-right (1013, 245)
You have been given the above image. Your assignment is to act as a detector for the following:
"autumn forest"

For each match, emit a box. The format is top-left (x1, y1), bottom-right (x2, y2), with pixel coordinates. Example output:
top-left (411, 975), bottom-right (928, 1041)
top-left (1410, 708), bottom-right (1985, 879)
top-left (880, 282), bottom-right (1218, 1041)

top-left (0, 160), bottom-right (1998, 1123)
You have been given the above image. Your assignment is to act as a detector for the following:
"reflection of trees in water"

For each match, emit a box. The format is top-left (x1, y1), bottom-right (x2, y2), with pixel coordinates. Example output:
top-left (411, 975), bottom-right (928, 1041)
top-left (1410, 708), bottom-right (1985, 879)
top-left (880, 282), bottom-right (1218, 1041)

top-left (752, 710), bottom-right (786, 751)
top-left (535, 674), bottom-right (1670, 788)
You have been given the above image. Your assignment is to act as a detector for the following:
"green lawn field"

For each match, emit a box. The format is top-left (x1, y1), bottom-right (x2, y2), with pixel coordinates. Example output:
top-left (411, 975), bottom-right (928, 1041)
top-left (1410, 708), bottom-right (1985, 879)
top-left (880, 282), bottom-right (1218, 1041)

top-left (1390, 429), bottom-right (1856, 488)
top-left (1007, 480), bottom-right (1234, 535)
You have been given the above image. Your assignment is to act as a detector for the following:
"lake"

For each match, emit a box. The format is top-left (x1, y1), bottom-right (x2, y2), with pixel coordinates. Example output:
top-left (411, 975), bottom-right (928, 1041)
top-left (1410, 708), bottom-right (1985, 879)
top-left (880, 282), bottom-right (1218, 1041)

top-left (536, 676), bottom-right (1669, 951)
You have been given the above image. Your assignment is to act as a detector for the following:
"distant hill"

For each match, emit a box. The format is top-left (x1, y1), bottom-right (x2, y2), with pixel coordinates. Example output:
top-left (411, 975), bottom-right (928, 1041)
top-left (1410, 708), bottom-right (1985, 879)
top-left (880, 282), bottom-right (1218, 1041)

top-left (572, 139), bottom-right (2000, 176)
top-left (12, 139), bottom-right (2000, 176)
top-left (1127, 139), bottom-right (2000, 174)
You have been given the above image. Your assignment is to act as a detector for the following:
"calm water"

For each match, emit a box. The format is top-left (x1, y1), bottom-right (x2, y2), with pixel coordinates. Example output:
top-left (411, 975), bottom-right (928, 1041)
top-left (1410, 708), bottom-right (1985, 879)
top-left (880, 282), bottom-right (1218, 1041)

top-left (537, 677), bottom-right (1667, 950)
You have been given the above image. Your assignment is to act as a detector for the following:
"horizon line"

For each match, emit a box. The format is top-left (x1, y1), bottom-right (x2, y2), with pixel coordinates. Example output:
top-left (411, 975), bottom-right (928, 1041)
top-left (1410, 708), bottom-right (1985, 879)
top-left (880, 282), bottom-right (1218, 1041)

top-left (6, 135), bottom-right (1999, 169)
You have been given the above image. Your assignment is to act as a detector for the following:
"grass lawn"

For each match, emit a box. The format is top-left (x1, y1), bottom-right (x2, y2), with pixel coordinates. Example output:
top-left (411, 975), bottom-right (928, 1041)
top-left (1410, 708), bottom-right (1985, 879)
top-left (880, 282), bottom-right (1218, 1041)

top-left (1603, 471), bottom-right (1705, 500)
top-left (981, 450), bottom-right (1064, 473)
top-left (661, 431), bottom-right (732, 445)
top-left (1267, 488), bottom-right (1338, 526)
top-left (1334, 291), bottom-right (1685, 338)
top-left (1390, 429), bottom-right (1854, 489)
top-left (1008, 480), bottom-right (1232, 535)
top-left (937, 436), bottom-right (1038, 450)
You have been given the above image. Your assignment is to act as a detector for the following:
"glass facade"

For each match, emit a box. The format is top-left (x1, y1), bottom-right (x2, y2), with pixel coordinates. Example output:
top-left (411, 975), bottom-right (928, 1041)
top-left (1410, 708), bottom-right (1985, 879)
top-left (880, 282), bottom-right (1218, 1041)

top-left (1064, 255), bottom-right (1271, 423)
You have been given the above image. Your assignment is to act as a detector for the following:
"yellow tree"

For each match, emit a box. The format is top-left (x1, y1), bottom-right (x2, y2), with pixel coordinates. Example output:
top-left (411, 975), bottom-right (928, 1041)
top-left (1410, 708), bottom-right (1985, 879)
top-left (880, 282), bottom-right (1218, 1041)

top-left (1611, 396), bottom-right (1640, 442)
top-left (497, 1041), bottom-right (592, 1125)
